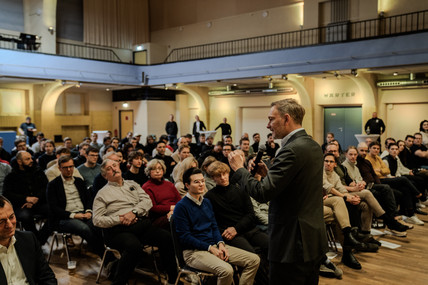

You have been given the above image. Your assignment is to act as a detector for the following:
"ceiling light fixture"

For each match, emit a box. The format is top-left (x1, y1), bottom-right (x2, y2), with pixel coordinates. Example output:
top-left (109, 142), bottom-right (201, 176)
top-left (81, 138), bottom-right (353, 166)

top-left (122, 102), bottom-right (129, 108)
top-left (393, 72), bottom-right (398, 76)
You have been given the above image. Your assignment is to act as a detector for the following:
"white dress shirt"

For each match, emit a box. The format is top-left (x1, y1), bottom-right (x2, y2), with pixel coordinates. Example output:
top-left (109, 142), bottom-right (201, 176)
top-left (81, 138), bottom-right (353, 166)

top-left (0, 236), bottom-right (29, 284)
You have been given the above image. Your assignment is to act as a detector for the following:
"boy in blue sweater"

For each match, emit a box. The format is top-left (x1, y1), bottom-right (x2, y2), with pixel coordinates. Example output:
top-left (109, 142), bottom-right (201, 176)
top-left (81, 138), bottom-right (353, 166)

top-left (173, 168), bottom-right (260, 285)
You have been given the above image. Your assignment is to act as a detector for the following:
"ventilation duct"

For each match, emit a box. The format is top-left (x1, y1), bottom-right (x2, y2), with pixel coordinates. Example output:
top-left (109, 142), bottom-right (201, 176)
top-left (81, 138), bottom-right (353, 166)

top-left (377, 80), bottom-right (428, 88)
top-left (209, 87), bottom-right (294, 96)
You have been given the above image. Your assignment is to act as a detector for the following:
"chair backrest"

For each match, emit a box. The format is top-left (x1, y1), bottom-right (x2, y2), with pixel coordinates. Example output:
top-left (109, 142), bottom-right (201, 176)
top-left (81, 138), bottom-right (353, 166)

top-left (169, 215), bottom-right (187, 269)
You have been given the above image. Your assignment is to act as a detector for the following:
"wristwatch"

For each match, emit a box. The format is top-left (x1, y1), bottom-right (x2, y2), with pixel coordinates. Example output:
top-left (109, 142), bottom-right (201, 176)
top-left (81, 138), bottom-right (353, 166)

top-left (132, 209), bottom-right (138, 216)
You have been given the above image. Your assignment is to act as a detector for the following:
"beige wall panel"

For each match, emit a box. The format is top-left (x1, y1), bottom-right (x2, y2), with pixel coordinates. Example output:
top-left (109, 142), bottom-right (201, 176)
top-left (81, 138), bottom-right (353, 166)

top-left (386, 103), bottom-right (428, 141)
top-left (147, 100), bottom-right (176, 138)
top-left (90, 111), bottom-right (113, 134)
top-left (150, 0), bottom-right (300, 31)
top-left (61, 125), bottom-right (89, 145)
top-left (151, 4), bottom-right (303, 52)
top-left (378, 0), bottom-right (428, 16)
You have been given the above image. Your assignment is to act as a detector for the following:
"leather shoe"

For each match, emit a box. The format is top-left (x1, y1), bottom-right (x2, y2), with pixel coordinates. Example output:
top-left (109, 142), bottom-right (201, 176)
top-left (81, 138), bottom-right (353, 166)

top-left (355, 242), bottom-right (379, 252)
top-left (341, 250), bottom-right (362, 270)
top-left (343, 231), bottom-right (364, 249)
top-left (362, 236), bottom-right (382, 246)
top-left (350, 227), bottom-right (367, 242)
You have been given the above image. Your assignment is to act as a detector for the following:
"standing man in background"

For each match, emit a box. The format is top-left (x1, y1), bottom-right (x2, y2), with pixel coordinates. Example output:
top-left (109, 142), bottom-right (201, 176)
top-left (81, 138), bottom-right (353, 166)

top-left (215, 117), bottom-right (232, 137)
top-left (165, 114), bottom-right (178, 146)
top-left (364, 112), bottom-right (385, 139)
top-left (192, 115), bottom-right (206, 144)
top-left (229, 99), bottom-right (327, 284)
top-left (19, 116), bottom-right (37, 146)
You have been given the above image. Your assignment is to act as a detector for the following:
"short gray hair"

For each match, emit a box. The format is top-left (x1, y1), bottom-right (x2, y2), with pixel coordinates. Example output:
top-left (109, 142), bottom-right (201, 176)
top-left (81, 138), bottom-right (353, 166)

top-left (102, 151), bottom-right (117, 161)
top-left (144, 159), bottom-right (166, 177)
top-left (271, 98), bottom-right (305, 125)
top-left (100, 159), bottom-right (114, 176)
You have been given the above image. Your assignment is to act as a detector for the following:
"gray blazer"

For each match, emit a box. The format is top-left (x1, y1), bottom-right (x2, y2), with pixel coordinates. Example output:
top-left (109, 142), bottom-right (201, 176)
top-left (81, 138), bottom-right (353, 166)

top-left (234, 129), bottom-right (328, 263)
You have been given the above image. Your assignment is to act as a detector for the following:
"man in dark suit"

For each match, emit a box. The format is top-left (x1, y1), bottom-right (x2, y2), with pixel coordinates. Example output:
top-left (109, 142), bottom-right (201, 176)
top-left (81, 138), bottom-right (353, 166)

top-left (229, 98), bottom-right (328, 284)
top-left (0, 195), bottom-right (57, 284)
top-left (192, 115), bottom-right (206, 144)
top-left (46, 155), bottom-right (104, 257)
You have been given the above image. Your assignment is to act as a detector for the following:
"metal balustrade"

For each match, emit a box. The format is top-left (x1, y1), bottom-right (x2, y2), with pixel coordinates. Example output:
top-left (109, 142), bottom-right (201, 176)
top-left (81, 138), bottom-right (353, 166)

top-left (165, 10), bottom-right (428, 63)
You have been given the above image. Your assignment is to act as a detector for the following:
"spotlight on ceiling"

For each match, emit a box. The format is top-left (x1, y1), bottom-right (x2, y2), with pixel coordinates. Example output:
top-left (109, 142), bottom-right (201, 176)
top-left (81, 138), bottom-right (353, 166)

top-left (122, 102), bottom-right (129, 108)
top-left (393, 72), bottom-right (398, 76)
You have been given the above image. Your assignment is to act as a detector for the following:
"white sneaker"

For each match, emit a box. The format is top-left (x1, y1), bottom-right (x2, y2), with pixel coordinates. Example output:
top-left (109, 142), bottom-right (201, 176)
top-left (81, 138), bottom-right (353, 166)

top-left (403, 215), bottom-right (424, 225)
top-left (416, 202), bottom-right (426, 208)
top-left (385, 227), bottom-right (407, 237)
top-left (420, 200), bottom-right (428, 206)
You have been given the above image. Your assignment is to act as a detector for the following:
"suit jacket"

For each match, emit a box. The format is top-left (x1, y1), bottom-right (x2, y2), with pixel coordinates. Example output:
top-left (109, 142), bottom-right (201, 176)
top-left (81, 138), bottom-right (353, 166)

top-left (234, 130), bottom-right (328, 263)
top-left (46, 176), bottom-right (92, 228)
top-left (0, 231), bottom-right (57, 285)
top-left (192, 121), bottom-right (206, 135)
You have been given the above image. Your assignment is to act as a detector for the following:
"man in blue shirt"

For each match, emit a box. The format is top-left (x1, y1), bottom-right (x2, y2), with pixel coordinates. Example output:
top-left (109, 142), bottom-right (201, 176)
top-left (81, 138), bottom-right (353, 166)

top-left (173, 167), bottom-right (259, 285)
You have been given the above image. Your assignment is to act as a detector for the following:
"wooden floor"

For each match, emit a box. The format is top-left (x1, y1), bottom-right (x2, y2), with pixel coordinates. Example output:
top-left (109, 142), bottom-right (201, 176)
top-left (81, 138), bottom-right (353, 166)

top-left (45, 212), bottom-right (428, 285)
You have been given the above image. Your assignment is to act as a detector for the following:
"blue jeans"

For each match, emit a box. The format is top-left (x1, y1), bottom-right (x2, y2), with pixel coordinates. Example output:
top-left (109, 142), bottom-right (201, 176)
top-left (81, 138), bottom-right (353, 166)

top-left (58, 218), bottom-right (104, 257)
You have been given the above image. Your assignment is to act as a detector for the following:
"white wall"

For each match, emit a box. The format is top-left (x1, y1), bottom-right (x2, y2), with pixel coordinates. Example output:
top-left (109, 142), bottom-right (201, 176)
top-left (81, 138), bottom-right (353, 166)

top-left (380, 88), bottom-right (428, 141)
top-left (147, 100), bottom-right (176, 138)
top-left (209, 93), bottom-right (299, 144)
top-left (112, 100), bottom-right (176, 141)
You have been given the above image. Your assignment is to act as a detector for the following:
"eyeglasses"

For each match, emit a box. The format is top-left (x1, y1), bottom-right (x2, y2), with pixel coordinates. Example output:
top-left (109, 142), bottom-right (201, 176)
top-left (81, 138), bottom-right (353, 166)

top-left (61, 165), bottom-right (74, 170)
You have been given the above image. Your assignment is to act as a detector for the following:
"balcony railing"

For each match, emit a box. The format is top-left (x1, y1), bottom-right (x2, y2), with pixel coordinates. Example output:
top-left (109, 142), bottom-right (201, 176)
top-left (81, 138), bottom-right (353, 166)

top-left (165, 10), bottom-right (428, 63)
top-left (56, 42), bottom-right (122, 62)
top-left (0, 33), bottom-right (122, 62)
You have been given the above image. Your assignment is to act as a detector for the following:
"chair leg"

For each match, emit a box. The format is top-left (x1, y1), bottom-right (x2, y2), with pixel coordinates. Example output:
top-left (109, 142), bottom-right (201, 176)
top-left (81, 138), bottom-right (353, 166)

top-left (150, 247), bottom-right (162, 284)
top-left (326, 225), bottom-right (338, 252)
top-left (96, 249), bottom-right (109, 283)
top-left (48, 233), bottom-right (57, 262)
top-left (61, 233), bottom-right (71, 262)
top-left (174, 272), bottom-right (183, 285)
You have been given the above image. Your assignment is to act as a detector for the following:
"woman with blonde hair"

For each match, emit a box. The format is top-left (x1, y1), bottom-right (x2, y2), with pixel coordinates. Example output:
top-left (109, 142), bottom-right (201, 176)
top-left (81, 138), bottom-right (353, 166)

top-left (201, 156), bottom-right (217, 191)
top-left (173, 157), bottom-right (198, 197)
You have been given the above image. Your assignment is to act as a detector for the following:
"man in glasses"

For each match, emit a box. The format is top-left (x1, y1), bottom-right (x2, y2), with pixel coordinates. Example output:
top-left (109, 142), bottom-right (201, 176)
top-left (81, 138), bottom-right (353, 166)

top-left (46, 155), bottom-right (104, 257)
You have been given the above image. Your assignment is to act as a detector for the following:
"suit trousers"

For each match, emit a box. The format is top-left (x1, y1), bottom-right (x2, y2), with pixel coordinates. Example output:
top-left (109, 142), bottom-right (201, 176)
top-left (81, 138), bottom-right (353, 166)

top-left (183, 245), bottom-right (260, 285)
top-left (269, 256), bottom-right (322, 285)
